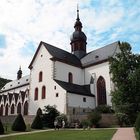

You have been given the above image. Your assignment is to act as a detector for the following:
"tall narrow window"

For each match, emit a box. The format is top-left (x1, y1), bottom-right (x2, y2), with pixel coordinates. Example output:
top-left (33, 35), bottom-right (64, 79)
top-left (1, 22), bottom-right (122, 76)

top-left (68, 72), bottom-right (73, 83)
top-left (39, 71), bottom-right (43, 82)
top-left (11, 104), bottom-right (15, 114)
top-left (42, 86), bottom-right (46, 99)
top-left (5, 104), bottom-right (8, 116)
top-left (34, 88), bottom-right (38, 100)
top-left (17, 102), bottom-right (21, 114)
top-left (97, 76), bottom-right (107, 105)
top-left (0, 105), bottom-right (3, 116)
top-left (23, 101), bottom-right (28, 115)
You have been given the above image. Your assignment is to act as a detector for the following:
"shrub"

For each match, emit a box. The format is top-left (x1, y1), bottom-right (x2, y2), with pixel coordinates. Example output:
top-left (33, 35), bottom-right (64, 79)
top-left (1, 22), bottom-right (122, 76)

top-left (37, 108), bottom-right (42, 116)
top-left (0, 119), bottom-right (4, 134)
top-left (55, 114), bottom-right (68, 127)
top-left (116, 112), bottom-right (130, 127)
top-left (135, 113), bottom-right (140, 132)
top-left (42, 105), bottom-right (60, 128)
top-left (95, 105), bottom-right (114, 113)
top-left (31, 114), bottom-right (43, 129)
top-left (12, 114), bottom-right (26, 131)
top-left (81, 120), bottom-right (90, 129)
top-left (88, 111), bottom-right (101, 127)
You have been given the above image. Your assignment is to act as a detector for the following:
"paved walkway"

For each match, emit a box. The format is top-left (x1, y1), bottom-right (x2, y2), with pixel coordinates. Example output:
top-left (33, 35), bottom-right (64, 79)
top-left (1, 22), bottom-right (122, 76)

top-left (112, 127), bottom-right (136, 140)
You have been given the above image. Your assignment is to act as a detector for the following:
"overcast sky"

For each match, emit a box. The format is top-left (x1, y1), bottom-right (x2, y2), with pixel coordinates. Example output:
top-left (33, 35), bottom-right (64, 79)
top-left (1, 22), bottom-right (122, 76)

top-left (0, 0), bottom-right (140, 80)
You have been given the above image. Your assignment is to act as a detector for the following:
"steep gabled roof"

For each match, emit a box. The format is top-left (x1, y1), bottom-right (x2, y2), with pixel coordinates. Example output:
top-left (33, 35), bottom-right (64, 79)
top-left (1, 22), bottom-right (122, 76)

top-left (54, 79), bottom-right (94, 97)
top-left (29, 41), bottom-right (82, 69)
top-left (81, 41), bottom-right (120, 67)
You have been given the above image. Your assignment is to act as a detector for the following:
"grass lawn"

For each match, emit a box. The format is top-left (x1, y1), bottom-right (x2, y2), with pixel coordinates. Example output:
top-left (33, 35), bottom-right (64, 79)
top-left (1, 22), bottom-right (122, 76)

top-left (0, 129), bottom-right (116, 140)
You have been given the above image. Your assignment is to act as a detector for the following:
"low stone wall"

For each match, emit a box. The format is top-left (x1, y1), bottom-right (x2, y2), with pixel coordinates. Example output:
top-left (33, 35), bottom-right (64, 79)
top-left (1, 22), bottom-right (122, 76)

top-left (99, 114), bottom-right (118, 127)
top-left (0, 115), bottom-right (35, 125)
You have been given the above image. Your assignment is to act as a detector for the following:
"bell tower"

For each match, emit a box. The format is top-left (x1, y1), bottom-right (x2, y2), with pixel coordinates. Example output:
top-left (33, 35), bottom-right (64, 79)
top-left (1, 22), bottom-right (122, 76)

top-left (70, 6), bottom-right (87, 59)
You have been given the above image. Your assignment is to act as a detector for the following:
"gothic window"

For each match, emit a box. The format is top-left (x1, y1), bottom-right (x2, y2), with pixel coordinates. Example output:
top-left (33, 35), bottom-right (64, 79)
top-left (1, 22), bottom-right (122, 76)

top-left (11, 104), bottom-right (15, 114)
top-left (39, 71), bottom-right (43, 82)
top-left (0, 105), bottom-right (3, 116)
top-left (17, 102), bottom-right (21, 114)
top-left (23, 101), bottom-right (28, 115)
top-left (42, 86), bottom-right (46, 99)
top-left (5, 104), bottom-right (8, 116)
top-left (34, 88), bottom-right (38, 100)
top-left (68, 72), bottom-right (73, 83)
top-left (97, 76), bottom-right (107, 105)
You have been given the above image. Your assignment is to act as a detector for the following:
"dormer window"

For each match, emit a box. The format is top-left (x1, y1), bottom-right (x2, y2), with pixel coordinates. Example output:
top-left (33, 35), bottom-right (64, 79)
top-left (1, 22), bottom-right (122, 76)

top-left (39, 71), bottom-right (43, 82)
top-left (95, 55), bottom-right (99, 59)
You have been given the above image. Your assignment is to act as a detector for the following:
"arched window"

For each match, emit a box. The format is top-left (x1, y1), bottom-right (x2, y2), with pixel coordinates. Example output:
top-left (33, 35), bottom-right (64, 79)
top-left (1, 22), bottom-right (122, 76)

top-left (42, 86), bottom-right (46, 99)
top-left (17, 102), bottom-right (21, 114)
top-left (39, 71), bottom-right (43, 82)
top-left (23, 101), bottom-right (28, 115)
top-left (0, 105), bottom-right (3, 116)
top-left (97, 76), bottom-right (107, 105)
top-left (5, 104), bottom-right (8, 116)
top-left (68, 72), bottom-right (73, 83)
top-left (34, 88), bottom-right (38, 100)
top-left (11, 104), bottom-right (15, 114)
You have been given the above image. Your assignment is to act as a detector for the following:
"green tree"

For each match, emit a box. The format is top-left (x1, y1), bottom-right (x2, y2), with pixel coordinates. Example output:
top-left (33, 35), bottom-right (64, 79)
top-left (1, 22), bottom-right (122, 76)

top-left (0, 77), bottom-right (11, 90)
top-left (135, 113), bottom-right (140, 132)
top-left (42, 105), bottom-right (60, 128)
top-left (12, 114), bottom-right (26, 131)
top-left (0, 119), bottom-right (4, 134)
top-left (31, 114), bottom-right (43, 129)
top-left (109, 42), bottom-right (140, 125)
top-left (88, 111), bottom-right (101, 127)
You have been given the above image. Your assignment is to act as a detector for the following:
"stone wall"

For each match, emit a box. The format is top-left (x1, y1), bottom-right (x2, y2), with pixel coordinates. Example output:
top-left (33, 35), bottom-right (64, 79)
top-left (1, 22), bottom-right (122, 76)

top-left (0, 115), bottom-right (35, 125)
top-left (99, 114), bottom-right (118, 127)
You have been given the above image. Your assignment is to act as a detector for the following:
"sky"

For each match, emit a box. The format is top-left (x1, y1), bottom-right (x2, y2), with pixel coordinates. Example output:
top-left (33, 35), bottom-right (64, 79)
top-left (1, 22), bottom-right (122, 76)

top-left (0, 0), bottom-right (140, 80)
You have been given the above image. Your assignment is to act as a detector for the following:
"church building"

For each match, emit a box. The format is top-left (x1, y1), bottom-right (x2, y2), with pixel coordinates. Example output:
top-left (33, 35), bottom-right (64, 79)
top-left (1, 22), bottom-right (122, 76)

top-left (0, 9), bottom-right (120, 121)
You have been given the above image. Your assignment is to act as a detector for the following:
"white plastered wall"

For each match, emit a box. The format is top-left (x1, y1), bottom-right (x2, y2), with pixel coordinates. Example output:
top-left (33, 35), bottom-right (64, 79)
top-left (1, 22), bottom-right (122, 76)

top-left (55, 61), bottom-right (84, 85)
top-left (85, 62), bottom-right (112, 106)
top-left (29, 44), bottom-right (67, 115)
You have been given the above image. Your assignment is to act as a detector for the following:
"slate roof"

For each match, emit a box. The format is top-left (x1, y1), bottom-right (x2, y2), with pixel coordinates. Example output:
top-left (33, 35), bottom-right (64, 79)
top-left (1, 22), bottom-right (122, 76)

top-left (81, 41), bottom-right (120, 67)
top-left (42, 42), bottom-right (82, 67)
top-left (0, 75), bottom-right (30, 92)
top-left (54, 79), bottom-right (95, 97)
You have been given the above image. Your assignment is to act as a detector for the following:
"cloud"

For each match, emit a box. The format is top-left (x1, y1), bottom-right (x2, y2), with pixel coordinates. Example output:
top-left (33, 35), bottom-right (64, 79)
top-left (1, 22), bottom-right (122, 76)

top-left (0, 0), bottom-right (140, 79)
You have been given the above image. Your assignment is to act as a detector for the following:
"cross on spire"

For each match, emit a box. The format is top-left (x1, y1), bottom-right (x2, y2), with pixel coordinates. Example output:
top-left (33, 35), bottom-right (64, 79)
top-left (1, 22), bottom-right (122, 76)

top-left (76, 4), bottom-right (80, 21)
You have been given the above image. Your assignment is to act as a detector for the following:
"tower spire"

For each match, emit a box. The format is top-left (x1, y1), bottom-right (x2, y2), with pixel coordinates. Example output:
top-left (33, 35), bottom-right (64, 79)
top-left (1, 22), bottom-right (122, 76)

top-left (70, 5), bottom-right (87, 59)
top-left (17, 66), bottom-right (22, 80)
top-left (76, 4), bottom-right (80, 21)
